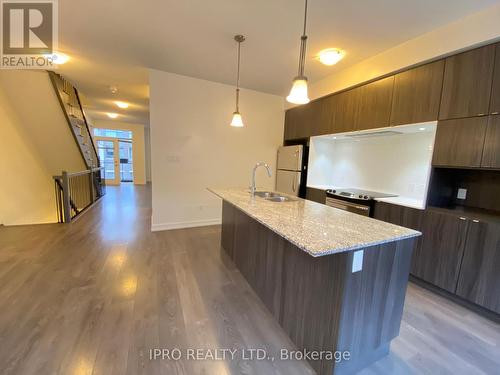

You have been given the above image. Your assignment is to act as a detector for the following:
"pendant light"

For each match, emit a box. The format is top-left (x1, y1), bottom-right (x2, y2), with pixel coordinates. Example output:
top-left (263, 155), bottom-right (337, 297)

top-left (230, 35), bottom-right (245, 127)
top-left (287, 0), bottom-right (310, 105)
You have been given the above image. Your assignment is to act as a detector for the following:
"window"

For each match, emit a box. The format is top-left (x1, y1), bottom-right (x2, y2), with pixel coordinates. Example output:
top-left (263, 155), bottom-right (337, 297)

top-left (93, 128), bottom-right (132, 139)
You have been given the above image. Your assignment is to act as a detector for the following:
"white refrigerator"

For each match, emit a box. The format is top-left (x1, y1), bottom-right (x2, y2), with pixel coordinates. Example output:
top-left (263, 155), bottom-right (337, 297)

top-left (276, 145), bottom-right (304, 196)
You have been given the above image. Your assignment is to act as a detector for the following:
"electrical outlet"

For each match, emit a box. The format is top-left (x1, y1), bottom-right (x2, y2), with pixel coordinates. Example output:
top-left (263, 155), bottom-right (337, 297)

top-left (457, 188), bottom-right (467, 200)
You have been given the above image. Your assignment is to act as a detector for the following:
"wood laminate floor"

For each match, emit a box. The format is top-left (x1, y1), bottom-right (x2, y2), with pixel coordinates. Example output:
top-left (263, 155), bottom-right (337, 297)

top-left (0, 184), bottom-right (499, 375)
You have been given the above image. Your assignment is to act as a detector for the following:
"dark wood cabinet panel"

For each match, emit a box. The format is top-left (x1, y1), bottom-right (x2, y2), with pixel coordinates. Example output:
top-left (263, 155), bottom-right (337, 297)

top-left (373, 202), bottom-right (424, 274)
top-left (390, 60), bottom-right (445, 126)
top-left (432, 117), bottom-right (488, 168)
top-left (284, 106), bottom-right (310, 140)
top-left (221, 201), bottom-right (235, 258)
top-left (332, 88), bottom-right (361, 133)
top-left (356, 76), bottom-right (394, 131)
top-left (456, 220), bottom-right (500, 314)
top-left (481, 115), bottom-right (500, 168)
top-left (439, 45), bottom-right (495, 120)
top-left (413, 210), bottom-right (469, 293)
top-left (490, 43), bottom-right (500, 115)
top-left (305, 187), bottom-right (326, 204)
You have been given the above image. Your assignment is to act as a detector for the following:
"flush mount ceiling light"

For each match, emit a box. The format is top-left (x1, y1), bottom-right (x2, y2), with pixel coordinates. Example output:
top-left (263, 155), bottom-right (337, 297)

top-left (107, 113), bottom-right (119, 119)
top-left (287, 0), bottom-right (310, 105)
top-left (230, 35), bottom-right (246, 127)
top-left (114, 101), bottom-right (129, 109)
top-left (45, 51), bottom-right (70, 65)
top-left (318, 48), bottom-right (345, 66)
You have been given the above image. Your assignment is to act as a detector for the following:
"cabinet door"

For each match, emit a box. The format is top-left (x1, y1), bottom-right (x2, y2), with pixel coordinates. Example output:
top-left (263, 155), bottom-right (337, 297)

top-left (413, 210), bottom-right (469, 293)
top-left (390, 60), bottom-right (445, 126)
top-left (308, 98), bottom-right (333, 137)
top-left (284, 105), bottom-right (310, 140)
top-left (481, 115), bottom-right (500, 168)
top-left (332, 88), bottom-right (360, 134)
top-left (439, 45), bottom-right (495, 120)
top-left (432, 117), bottom-right (488, 168)
top-left (355, 76), bottom-right (394, 131)
top-left (490, 43), bottom-right (500, 115)
top-left (456, 220), bottom-right (500, 313)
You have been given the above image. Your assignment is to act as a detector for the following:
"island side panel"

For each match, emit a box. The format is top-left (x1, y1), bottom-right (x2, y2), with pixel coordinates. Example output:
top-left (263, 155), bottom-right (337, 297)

top-left (279, 242), bottom-right (349, 375)
top-left (224, 201), bottom-right (285, 320)
top-left (334, 239), bottom-right (415, 375)
top-left (221, 201), bottom-right (236, 258)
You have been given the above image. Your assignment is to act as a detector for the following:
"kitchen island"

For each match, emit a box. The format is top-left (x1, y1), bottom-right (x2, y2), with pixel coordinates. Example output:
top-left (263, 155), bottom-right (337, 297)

top-left (209, 188), bottom-right (421, 375)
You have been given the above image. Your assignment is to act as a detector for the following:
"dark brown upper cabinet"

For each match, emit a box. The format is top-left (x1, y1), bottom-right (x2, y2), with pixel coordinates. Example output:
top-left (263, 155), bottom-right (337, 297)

top-left (355, 76), bottom-right (394, 131)
top-left (309, 96), bottom-right (335, 136)
top-left (456, 219), bottom-right (500, 314)
top-left (490, 43), bottom-right (500, 115)
top-left (413, 210), bottom-right (469, 293)
top-left (284, 105), bottom-right (310, 140)
top-left (390, 60), bottom-right (445, 126)
top-left (439, 44), bottom-right (496, 120)
top-left (331, 88), bottom-right (360, 133)
top-left (432, 117), bottom-right (488, 168)
top-left (481, 115), bottom-right (500, 168)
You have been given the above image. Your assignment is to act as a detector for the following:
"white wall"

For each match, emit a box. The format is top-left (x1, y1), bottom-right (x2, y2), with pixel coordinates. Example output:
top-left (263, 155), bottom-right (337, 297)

top-left (0, 71), bottom-right (83, 225)
top-left (149, 70), bottom-right (284, 231)
top-left (308, 125), bottom-right (436, 202)
top-left (91, 120), bottom-right (147, 185)
top-left (302, 2), bottom-right (500, 105)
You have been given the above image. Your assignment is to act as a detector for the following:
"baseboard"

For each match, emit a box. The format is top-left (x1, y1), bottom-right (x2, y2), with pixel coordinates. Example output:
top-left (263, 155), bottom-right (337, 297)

top-left (151, 218), bottom-right (221, 231)
top-left (409, 275), bottom-right (500, 324)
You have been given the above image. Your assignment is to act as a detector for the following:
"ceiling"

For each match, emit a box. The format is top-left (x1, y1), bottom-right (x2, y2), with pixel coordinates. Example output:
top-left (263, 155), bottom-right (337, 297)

top-left (55, 0), bottom-right (500, 125)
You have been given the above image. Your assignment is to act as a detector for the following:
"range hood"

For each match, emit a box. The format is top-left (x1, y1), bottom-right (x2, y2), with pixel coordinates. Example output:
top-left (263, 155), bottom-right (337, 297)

top-left (345, 130), bottom-right (404, 138)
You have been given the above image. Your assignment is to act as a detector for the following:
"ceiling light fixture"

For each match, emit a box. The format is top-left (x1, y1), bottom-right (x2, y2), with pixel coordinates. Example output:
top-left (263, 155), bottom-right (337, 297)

top-left (287, 0), bottom-right (310, 105)
top-left (115, 101), bottom-right (129, 109)
top-left (230, 35), bottom-right (246, 127)
top-left (318, 48), bottom-right (345, 66)
top-left (107, 113), bottom-right (119, 119)
top-left (45, 51), bottom-right (70, 65)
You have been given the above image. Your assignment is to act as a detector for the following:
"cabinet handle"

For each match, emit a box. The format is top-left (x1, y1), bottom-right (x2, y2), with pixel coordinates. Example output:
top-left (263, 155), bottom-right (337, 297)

top-left (472, 219), bottom-right (480, 223)
top-left (459, 217), bottom-right (467, 221)
top-left (477, 113), bottom-right (486, 116)
top-left (492, 112), bottom-right (499, 115)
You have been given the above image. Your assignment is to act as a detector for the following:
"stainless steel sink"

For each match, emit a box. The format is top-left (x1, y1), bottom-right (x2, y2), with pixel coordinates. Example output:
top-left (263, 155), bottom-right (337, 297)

top-left (252, 191), bottom-right (296, 202)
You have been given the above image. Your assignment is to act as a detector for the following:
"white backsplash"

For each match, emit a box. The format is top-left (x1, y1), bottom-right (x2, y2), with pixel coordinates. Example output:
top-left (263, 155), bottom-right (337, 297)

top-left (308, 124), bottom-right (437, 202)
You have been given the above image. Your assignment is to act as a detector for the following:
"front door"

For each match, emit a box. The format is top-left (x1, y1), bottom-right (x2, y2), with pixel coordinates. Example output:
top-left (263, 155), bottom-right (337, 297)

top-left (96, 139), bottom-right (120, 185)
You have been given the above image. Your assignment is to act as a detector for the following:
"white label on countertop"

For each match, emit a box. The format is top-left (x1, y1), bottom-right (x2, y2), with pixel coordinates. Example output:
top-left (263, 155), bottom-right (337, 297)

top-left (352, 250), bottom-right (364, 273)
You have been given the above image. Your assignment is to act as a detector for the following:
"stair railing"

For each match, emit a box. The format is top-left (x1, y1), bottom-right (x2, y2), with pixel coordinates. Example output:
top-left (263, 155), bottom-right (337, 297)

top-left (53, 167), bottom-right (105, 223)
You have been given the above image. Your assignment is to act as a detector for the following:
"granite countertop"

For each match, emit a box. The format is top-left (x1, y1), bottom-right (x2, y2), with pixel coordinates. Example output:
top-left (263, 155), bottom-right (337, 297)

top-left (209, 188), bottom-right (421, 257)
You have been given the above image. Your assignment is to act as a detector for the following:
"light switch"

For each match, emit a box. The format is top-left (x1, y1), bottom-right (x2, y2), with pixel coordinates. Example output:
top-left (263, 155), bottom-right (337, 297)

top-left (352, 250), bottom-right (364, 273)
top-left (457, 188), bottom-right (467, 200)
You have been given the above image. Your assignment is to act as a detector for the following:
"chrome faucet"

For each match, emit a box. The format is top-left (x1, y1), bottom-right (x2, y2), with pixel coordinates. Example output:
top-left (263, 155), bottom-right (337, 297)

top-left (250, 162), bottom-right (272, 196)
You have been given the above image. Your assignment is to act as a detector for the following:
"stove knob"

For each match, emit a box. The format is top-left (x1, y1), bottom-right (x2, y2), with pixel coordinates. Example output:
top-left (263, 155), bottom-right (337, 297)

top-left (358, 194), bottom-right (363, 198)
top-left (332, 190), bottom-right (336, 194)
top-left (364, 195), bottom-right (369, 199)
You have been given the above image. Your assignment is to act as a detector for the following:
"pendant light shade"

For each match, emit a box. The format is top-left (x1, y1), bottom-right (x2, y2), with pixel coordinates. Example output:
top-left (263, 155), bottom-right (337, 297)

top-left (287, 77), bottom-right (310, 104)
top-left (230, 35), bottom-right (245, 127)
top-left (287, 0), bottom-right (310, 105)
top-left (230, 111), bottom-right (244, 127)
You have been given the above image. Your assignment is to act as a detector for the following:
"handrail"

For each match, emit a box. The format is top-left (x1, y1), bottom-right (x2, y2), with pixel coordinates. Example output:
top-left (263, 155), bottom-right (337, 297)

top-left (53, 167), bottom-right (105, 223)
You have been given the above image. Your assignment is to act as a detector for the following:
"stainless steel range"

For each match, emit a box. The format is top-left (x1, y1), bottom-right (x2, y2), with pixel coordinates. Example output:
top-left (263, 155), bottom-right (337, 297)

top-left (325, 188), bottom-right (397, 217)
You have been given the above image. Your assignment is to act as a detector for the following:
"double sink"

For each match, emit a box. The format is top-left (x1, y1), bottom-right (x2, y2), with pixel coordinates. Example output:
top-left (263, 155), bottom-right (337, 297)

top-left (252, 191), bottom-right (296, 202)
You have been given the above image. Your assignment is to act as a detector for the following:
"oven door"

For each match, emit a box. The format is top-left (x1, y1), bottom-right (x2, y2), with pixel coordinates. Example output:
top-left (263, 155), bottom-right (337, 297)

top-left (326, 197), bottom-right (371, 217)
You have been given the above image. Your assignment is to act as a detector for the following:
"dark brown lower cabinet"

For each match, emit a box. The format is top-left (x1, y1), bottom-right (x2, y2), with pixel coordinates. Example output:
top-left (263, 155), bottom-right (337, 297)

top-left (373, 202), bottom-right (423, 273)
top-left (305, 187), bottom-right (327, 204)
top-left (413, 210), bottom-right (469, 293)
top-left (456, 220), bottom-right (500, 314)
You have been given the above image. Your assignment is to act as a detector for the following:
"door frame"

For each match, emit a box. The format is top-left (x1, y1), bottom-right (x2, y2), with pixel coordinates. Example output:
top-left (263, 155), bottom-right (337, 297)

top-left (95, 137), bottom-right (121, 185)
